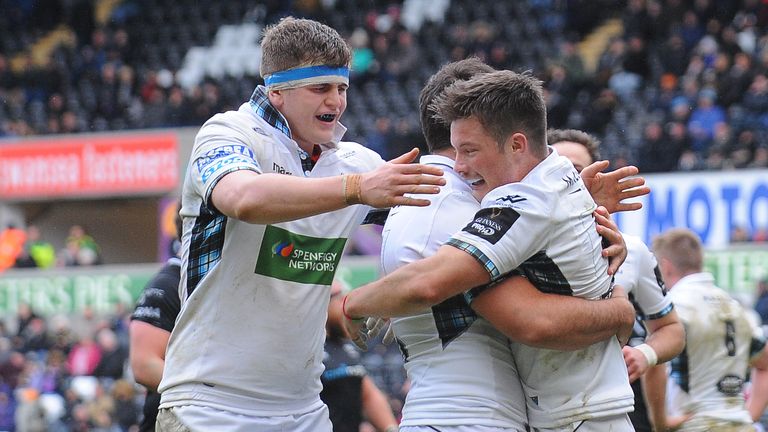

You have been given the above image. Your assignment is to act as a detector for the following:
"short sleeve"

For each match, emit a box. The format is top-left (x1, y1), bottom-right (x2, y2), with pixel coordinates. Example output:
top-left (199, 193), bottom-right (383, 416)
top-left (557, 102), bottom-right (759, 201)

top-left (620, 235), bottom-right (673, 320)
top-left (189, 120), bottom-right (263, 209)
top-left (447, 187), bottom-right (548, 281)
top-left (131, 263), bottom-right (182, 332)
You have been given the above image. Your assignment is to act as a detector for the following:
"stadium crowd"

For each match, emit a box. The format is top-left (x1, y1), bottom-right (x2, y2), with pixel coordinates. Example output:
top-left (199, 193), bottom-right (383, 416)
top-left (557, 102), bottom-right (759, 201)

top-left (0, 0), bottom-right (767, 171)
top-left (1, 0), bottom-right (768, 430)
top-left (1, 224), bottom-right (102, 273)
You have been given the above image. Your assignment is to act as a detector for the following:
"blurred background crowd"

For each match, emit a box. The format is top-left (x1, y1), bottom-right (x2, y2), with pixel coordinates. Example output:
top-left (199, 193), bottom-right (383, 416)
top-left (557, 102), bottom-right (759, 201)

top-left (1, 0), bottom-right (768, 171)
top-left (1, 0), bottom-right (768, 430)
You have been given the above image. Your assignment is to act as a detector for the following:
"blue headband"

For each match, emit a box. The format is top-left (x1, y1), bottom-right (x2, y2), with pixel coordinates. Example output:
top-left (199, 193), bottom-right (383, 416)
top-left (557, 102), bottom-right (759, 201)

top-left (264, 65), bottom-right (350, 87)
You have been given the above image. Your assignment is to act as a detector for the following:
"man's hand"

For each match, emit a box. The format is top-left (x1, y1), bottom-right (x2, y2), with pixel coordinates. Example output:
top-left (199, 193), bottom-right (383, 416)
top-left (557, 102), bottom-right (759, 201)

top-left (610, 285), bottom-right (635, 346)
top-left (581, 161), bottom-right (650, 213)
top-left (360, 148), bottom-right (446, 208)
top-left (342, 294), bottom-right (370, 350)
top-left (594, 206), bottom-right (627, 275)
top-left (623, 345), bottom-right (651, 383)
top-left (364, 317), bottom-right (396, 345)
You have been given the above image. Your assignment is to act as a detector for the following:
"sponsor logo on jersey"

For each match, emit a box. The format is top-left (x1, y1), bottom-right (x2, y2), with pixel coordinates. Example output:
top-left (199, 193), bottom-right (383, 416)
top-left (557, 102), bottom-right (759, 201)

top-left (562, 170), bottom-right (580, 187)
top-left (462, 207), bottom-right (520, 244)
top-left (255, 225), bottom-right (346, 285)
top-left (272, 241), bottom-right (294, 257)
top-left (195, 145), bottom-right (255, 172)
top-left (717, 374), bottom-right (743, 396)
top-left (496, 195), bottom-right (527, 206)
top-left (272, 162), bottom-right (293, 175)
top-left (198, 155), bottom-right (254, 183)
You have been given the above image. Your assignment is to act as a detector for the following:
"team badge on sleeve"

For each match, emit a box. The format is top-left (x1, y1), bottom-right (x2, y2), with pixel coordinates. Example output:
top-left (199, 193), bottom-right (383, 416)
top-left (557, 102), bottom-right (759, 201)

top-left (461, 207), bottom-right (520, 244)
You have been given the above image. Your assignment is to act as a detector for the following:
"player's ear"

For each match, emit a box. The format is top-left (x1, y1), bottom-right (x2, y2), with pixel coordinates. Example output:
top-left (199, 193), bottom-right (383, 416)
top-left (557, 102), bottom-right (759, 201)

top-left (268, 89), bottom-right (284, 109)
top-left (506, 132), bottom-right (527, 154)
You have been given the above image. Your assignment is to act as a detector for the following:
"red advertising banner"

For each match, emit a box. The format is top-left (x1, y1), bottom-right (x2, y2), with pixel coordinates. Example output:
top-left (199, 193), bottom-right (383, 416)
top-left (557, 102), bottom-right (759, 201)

top-left (0, 133), bottom-right (179, 199)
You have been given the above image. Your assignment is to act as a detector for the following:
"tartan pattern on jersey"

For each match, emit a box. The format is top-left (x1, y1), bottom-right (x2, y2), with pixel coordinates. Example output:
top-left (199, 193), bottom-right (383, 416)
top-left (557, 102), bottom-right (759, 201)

top-left (361, 208), bottom-right (390, 226)
top-left (186, 204), bottom-right (227, 298)
top-left (249, 86), bottom-right (290, 138)
top-left (431, 294), bottom-right (478, 349)
top-left (516, 251), bottom-right (573, 296)
top-left (446, 238), bottom-right (501, 279)
top-left (299, 145), bottom-right (318, 173)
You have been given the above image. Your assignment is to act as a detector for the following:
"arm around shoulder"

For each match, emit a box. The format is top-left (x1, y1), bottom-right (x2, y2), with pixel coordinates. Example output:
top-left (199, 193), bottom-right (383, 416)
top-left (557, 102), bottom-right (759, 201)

top-left (345, 244), bottom-right (490, 319)
top-left (471, 277), bottom-right (636, 350)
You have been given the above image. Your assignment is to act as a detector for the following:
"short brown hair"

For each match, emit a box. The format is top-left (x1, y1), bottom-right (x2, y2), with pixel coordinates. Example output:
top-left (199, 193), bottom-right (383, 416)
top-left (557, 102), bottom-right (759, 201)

top-left (547, 129), bottom-right (602, 161)
top-left (652, 228), bottom-right (704, 274)
top-left (419, 58), bottom-right (495, 153)
top-left (260, 17), bottom-right (351, 77)
top-left (432, 70), bottom-right (548, 156)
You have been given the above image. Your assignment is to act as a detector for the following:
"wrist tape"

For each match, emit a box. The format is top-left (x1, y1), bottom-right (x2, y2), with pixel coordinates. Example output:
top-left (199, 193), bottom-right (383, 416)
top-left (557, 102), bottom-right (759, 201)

top-left (635, 343), bottom-right (658, 367)
top-left (342, 174), bottom-right (363, 205)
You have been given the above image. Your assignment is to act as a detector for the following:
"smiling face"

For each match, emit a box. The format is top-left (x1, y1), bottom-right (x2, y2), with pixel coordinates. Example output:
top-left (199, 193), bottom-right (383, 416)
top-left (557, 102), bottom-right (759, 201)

top-left (269, 82), bottom-right (348, 151)
top-left (451, 116), bottom-right (516, 200)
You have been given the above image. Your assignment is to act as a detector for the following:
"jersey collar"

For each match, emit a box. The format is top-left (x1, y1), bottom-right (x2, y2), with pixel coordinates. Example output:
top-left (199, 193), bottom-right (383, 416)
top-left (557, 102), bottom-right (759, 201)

top-left (249, 85), bottom-right (347, 147)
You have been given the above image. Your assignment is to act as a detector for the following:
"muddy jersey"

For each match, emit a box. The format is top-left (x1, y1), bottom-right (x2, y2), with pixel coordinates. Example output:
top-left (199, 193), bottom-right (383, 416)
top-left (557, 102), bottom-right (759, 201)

top-left (447, 150), bottom-right (634, 429)
top-left (382, 155), bottom-right (527, 429)
top-left (667, 272), bottom-right (766, 430)
top-left (159, 91), bottom-right (384, 417)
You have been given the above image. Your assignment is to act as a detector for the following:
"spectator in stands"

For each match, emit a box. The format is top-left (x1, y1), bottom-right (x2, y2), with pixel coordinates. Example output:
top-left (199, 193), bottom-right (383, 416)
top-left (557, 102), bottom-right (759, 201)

top-left (21, 225), bottom-right (56, 269)
top-left (15, 304), bottom-right (39, 339)
top-left (20, 318), bottom-right (52, 354)
top-left (349, 27), bottom-right (376, 83)
top-left (687, 88), bottom-right (727, 153)
top-left (365, 116), bottom-right (395, 159)
top-left (553, 39), bottom-right (586, 88)
top-left (66, 332), bottom-right (101, 376)
top-left (14, 387), bottom-right (47, 432)
top-left (112, 380), bottom-right (140, 431)
top-left (93, 329), bottom-right (126, 380)
top-left (0, 225), bottom-right (27, 272)
top-left (383, 28), bottom-right (421, 81)
top-left (60, 225), bottom-right (101, 266)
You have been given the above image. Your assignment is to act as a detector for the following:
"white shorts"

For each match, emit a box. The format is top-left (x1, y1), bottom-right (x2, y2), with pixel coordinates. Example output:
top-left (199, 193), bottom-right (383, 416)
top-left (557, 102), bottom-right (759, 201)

top-left (400, 426), bottom-right (525, 432)
top-left (531, 414), bottom-right (634, 432)
top-left (156, 404), bottom-right (332, 432)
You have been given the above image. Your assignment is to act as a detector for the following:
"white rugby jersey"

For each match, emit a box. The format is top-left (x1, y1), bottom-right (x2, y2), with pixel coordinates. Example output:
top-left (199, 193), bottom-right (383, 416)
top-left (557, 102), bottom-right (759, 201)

top-left (615, 233), bottom-right (673, 320)
top-left (159, 92), bottom-right (384, 416)
top-left (447, 150), bottom-right (634, 429)
top-left (667, 272), bottom-right (766, 430)
top-left (381, 155), bottom-right (527, 429)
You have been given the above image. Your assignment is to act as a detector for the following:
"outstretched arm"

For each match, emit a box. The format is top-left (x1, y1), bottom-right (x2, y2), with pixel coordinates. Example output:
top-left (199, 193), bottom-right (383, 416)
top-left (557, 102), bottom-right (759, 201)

top-left (471, 277), bottom-right (636, 350)
top-left (212, 148), bottom-right (445, 224)
top-left (345, 245), bottom-right (489, 319)
top-left (581, 161), bottom-right (650, 213)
